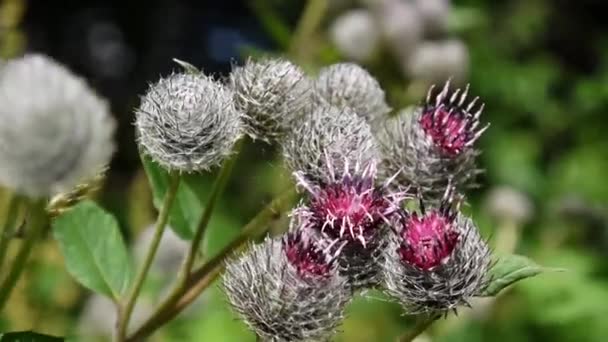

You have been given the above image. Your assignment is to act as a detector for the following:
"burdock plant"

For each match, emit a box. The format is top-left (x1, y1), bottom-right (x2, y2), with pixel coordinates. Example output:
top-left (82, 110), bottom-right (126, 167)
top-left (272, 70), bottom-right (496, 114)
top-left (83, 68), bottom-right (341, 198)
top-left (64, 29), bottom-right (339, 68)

top-left (0, 52), bottom-right (546, 342)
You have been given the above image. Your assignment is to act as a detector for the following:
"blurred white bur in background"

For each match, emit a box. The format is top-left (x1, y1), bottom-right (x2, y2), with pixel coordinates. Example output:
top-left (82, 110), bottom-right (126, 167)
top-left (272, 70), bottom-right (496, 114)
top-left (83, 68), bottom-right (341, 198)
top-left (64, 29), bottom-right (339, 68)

top-left (0, 54), bottom-right (115, 197)
top-left (329, 9), bottom-right (380, 63)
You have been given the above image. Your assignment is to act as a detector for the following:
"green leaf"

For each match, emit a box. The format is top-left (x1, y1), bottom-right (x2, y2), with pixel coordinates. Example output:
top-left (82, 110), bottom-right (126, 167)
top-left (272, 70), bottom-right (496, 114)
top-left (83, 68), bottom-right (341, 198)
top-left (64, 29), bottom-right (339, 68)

top-left (52, 201), bottom-right (133, 301)
top-left (141, 155), bottom-right (208, 239)
top-left (481, 254), bottom-right (549, 297)
top-left (0, 331), bottom-right (64, 341)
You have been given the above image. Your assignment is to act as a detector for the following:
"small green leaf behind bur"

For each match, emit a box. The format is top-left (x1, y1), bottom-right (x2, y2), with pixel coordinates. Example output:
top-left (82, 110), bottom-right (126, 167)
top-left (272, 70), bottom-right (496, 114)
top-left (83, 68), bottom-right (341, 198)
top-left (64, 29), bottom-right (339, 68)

top-left (141, 155), bottom-right (208, 239)
top-left (0, 331), bottom-right (64, 341)
top-left (52, 201), bottom-right (133, 301)
top-left (481, 254), bottom-right (557, 297)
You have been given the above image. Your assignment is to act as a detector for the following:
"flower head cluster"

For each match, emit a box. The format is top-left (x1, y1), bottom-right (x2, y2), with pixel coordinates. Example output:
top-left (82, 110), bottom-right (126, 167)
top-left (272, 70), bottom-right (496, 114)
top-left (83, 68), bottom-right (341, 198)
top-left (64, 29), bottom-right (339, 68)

top-left (223, 233), bottom-right (349, 342)
top-left (229, 58), bottom-right (312, 142)
top-left (220, 59), bottom-right (497, 334)
top-left (376, 80), bottom-right (488, 201)
top-left (382, 188), bottom-right (491, 314)
top-left (135, 68), bottom-right (242, 172)
top-left (313, 63), bottom-right (391, 123)
top-left (0, 54), bottom-right (115, 197)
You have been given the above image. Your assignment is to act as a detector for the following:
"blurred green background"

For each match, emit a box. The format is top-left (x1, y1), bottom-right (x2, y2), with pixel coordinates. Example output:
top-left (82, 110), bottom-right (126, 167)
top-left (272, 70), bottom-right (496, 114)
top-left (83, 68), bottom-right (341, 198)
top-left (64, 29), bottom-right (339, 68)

top-left (1, 0), bottom-right (607, 341)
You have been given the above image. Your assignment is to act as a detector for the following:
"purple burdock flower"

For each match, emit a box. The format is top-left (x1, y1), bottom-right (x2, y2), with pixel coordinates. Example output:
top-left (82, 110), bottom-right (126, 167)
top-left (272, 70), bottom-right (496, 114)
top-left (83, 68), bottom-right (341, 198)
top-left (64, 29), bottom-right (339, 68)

top-left (419, 81), bottom-right (487, 157)
top-left (398, 206), bottom-right (460, 270)
top-left (283, 230), bottom-right (333, 279)
top-left (382, 188), bottom-right (491, 314)
top-left (294, 158), bottom-right (406, 290)
top-left (223, 232), bottom-right (350, 341)
top-left (375, 80), bottom-right (489, 202)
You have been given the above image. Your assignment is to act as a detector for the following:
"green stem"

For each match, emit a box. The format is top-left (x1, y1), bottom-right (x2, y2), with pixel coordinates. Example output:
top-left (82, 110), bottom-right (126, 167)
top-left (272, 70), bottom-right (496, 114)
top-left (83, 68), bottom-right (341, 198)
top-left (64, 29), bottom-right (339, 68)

top-left (181, 140), bottom-right (241, 282)
top-left (397, 316), bottom-right (438, 342)
top-left (116, 172), bottom-right (181, 341)
top-left (0, 194), bottom-right (23, 271)
top-left (126, 187), bottom-right (298, 342)
top-left (152, 141), bottom-right (242, 325)
top-left (288, 0), bottom-right (328, 62)
top-left (0, 198), bottom-right (46, 311)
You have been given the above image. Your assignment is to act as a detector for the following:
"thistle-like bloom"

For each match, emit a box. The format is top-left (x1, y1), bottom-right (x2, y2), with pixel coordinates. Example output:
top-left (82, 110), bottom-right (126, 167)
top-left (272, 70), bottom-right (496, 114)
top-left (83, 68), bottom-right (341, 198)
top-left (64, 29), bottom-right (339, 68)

top-left (282, 105), bottom-right (378, 184)
top-left (382, 190), bottom-right (491, 314)
top-left (229, 58), bottom-right (312, 142)
top-left (293, 159), bottom-right (406, 290)
top-left (376, 81), bottom-right (488, 201)
top-left (223, 234), bottom-right (350, 342)
top-left (0, 54), bottom-right (115, 197)
top-left (135, 70), bottom-right (242, 172)
top-left (313, 63), bottom-right (391, 123)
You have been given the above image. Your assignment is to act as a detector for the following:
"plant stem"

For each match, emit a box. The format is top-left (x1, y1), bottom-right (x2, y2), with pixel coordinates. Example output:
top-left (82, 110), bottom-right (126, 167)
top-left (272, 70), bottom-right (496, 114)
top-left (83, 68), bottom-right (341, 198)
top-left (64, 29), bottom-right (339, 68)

top-left (0, 198), bottom-right (46, 311)
top-left (116, 172), bottom-right (181, 341)
top-left (148, 141), bottom-right (242, 329)
top-left (0, 193), bottom-right (23, 270)
top-left (397, 315), bottom-right (438, 342)
top-left (126, 187), bottom-right (298, 342)
top-left (288, 0), bottom-right (328, 61)
top-left (180, 140), bottom-right (241, 283)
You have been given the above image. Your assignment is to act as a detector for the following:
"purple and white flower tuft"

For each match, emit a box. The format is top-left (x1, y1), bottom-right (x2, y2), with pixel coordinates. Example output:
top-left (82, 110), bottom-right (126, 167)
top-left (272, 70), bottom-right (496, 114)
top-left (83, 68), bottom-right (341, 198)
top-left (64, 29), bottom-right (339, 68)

top-left (375, 80), bottom-right (488, 202)
top-left (381, 187), bottom-right (491, 314)
top-left (293, 158), bottom-right (407, 290)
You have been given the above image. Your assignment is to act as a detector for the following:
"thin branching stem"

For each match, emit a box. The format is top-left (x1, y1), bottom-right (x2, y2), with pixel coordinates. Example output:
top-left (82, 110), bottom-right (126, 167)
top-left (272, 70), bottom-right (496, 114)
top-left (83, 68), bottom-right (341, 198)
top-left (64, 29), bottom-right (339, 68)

top-left (0, 198), bottom-right (46, 311)
top-left (115, 172), bottom-right (181, 342)
top-left (142, 141), bottom-right (242, 333)
top-left (0, 193), bottom-right (24, 270)
top-left (126, 187), bottom-right (298, 342)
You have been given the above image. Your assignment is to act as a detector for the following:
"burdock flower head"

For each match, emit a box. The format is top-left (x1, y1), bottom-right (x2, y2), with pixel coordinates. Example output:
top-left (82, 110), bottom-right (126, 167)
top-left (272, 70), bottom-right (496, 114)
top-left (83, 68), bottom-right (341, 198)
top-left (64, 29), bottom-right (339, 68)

top-left (282, 104), bottom-right (378, 184)
top-left (0, 54), bottom-right (115, 197)
top-left (223, 232), bottom-right (350, 342)
top-left (376, 80), bottom-right (488, 201)
top-left (135, 64), bottom-right (242, 172)
top-left (313, 63), bottom-right (391, 123)
top-left (382, 188), bottom-right (491, 314)
top-left (293, 158), bottom-right (406, 290)
top-left (229, 57), bottom-right (312, 142)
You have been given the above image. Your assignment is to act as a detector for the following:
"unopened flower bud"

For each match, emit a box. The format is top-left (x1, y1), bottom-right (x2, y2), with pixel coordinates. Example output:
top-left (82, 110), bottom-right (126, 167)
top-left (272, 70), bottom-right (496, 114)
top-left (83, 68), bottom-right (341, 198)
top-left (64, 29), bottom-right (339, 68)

top-left (282, 105), bottom-right (378, 184)
top-left (0, 54), bottom-right (115, 197)
top-left (329, 10), bottom-right (380, 63)
top-left (370, 0), bottom-right (422, 61)
top-left (223, 236), bottom-right (350, 341)
top-left (405, 39), bottom-right (469, 86)
top-left (135, 68), bottom-right (242, 172)
top-left (484, 186), bottom-right (534, 224)
top-left (229, 57), bottom-right (312, 142)
top-left (314, 63), bottom-right (391, 123)
top-left (382, 190), bottom-right (491, 314)
top-left (413, 0), bottom-right (451, 37)
top-left (376, 81), bottom-right (488, 201)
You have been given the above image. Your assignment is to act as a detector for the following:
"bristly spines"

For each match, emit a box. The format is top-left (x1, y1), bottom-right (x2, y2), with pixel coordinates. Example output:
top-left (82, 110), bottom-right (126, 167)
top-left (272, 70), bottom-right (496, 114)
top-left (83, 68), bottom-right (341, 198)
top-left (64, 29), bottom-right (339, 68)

top-left (282, 105), bottom-right (378, 185)
top-left (223, 237), bottom-right (350, 342)
top-left (375, 80), bottom-right (488, 203)
top-left (229, 57), bottom-right (312, 142)
top-left (135, 69), bottom-right (243, 172)
top-left (381, 189), bottom-right (492, 315)
top-left (313, 63), bottom-right (391, 124)
top-left (292, 158), bottom-right (408, 291)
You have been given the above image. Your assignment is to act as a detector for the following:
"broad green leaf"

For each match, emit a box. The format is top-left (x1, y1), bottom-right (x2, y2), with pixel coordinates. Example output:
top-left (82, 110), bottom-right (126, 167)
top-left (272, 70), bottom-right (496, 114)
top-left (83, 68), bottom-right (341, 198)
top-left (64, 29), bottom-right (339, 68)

top-left (481, 254), bottom-right (548, 297)
top-left (52, 201), bottom-right (133, 301)
top-left (0, 331), bottom-right (64, 341)
top-left (141, 155), bottom-right (209, 240)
